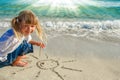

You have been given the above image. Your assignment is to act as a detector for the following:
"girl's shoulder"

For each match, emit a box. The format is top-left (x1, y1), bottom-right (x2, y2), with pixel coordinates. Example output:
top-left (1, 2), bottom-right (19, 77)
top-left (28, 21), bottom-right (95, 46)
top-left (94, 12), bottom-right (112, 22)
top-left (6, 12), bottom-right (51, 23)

top-left (5, 28), bottom-right (14, 36)
top-left (0, 28), bottom-right (14, 42)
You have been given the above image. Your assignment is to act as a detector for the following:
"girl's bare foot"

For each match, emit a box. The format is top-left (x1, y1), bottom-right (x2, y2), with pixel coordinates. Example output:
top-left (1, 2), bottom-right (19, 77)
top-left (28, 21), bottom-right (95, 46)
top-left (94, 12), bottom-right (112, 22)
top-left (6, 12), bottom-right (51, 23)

top-left (12, 60), bottom-right (28, 67)
top-left (12, 56), bottom-right (28, 67)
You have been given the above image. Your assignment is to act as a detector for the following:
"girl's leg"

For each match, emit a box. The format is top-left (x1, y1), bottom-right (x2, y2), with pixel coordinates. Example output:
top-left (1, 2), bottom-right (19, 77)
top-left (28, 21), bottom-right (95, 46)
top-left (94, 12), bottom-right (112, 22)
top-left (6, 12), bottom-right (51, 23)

top-left (0, 44), bottom-right (23, 66)
top-left (19, 40), bottom-right (33, 58)
top-left (0, 40), bottom-right (33, 67)
top-left (18, 40), bottom-right (33, 59)
top-left (12, 40), bottom-right (33, 67)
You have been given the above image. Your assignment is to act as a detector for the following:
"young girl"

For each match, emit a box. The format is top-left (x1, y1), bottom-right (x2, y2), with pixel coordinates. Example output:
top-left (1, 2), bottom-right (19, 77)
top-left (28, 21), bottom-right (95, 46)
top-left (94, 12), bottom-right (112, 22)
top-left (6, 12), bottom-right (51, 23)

top-left (0, 10), bottom-right (46, 67)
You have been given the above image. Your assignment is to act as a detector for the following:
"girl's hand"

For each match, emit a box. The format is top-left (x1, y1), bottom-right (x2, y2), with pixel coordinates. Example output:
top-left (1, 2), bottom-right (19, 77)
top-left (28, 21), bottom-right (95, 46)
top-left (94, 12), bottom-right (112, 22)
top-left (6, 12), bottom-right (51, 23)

top-left (29, 40), bottom-right (45, 48)
top-left (36, 42), bottom-right (45, 48)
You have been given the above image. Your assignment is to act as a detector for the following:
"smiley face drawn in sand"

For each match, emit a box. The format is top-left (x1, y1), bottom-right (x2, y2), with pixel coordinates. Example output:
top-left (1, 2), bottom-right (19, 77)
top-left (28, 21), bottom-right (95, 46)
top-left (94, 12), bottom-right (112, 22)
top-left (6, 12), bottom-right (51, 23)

top-left (36, 59), bottom-right (59, 70)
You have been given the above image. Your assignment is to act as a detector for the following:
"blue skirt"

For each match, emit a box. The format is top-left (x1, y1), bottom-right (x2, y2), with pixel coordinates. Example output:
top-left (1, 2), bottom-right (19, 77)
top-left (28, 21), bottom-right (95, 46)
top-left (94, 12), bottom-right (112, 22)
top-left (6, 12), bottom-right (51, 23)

top-left (0, 40), bottom-right (33, 67)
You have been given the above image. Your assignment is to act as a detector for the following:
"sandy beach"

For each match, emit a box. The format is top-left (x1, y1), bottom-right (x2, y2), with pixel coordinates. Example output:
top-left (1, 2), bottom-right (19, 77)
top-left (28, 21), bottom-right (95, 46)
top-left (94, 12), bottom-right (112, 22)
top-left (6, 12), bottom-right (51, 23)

top-left (0, 35), bottom-right (120, 80)
top-left (0, 0), bottom-right (120, 79)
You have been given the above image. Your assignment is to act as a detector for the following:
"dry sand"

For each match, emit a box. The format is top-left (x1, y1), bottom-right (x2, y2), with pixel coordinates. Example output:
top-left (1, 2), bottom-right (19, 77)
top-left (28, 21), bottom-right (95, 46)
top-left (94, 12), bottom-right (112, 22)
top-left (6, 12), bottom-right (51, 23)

top-left (0, 35), bottom-right (120, 80)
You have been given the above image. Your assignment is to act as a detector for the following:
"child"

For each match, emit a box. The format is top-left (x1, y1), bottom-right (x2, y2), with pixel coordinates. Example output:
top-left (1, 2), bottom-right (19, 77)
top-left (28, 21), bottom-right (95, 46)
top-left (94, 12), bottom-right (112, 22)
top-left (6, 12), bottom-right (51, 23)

top-left (0, 10), bottom-right (46, 67)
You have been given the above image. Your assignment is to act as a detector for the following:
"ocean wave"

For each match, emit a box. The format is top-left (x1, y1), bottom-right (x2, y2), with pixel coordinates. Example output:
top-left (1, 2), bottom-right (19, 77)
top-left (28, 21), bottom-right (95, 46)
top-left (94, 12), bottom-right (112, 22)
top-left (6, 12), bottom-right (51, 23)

top-left (0, 20), bottom-right (10, 28)
top-left (0, 19), bottom-right (120, 42)
top-left (41, 20), bottom-right (120, 30)
top-left (41, 19), bottom-right (120, 42)
top-left (96, 1), bottom-right (120, 7)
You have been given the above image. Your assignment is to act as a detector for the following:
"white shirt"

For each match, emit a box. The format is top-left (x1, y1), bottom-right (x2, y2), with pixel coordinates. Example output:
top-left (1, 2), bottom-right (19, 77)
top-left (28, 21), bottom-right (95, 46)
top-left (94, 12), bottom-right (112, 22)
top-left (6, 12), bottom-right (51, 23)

top-left (0, 29), bottom-right (32, 62)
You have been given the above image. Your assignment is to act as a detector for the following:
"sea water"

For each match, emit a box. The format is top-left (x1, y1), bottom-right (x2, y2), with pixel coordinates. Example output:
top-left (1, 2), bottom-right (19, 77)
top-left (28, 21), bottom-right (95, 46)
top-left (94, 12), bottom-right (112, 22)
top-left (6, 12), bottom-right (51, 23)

top-left (0, 0), bottom-right (120, 43)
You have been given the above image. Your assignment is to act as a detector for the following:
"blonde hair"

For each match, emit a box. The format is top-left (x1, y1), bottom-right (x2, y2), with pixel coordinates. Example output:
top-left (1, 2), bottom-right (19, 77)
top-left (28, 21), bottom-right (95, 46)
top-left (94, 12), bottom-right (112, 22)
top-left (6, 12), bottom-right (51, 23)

top-left (11, 10), bottom-right (46, 42)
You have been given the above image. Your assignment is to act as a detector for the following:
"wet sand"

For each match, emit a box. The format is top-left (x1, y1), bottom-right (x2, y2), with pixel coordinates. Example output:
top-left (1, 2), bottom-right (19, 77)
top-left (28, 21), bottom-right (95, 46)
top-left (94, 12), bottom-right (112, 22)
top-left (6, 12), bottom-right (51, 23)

top-left (0, 35), bottom-right (120, 80)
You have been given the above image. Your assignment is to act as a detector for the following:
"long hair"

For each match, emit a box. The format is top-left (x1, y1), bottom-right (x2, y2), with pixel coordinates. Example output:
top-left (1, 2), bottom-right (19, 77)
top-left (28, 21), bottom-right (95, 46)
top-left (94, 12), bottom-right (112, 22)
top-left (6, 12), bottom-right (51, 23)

top-left (11, 10), bottom-right (46, 42)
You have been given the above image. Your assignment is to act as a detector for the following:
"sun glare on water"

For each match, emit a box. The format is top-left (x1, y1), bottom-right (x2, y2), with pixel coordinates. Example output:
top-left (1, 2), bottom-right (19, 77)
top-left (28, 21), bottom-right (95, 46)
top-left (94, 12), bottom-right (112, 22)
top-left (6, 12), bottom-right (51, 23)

top-left (32, 0), bottom-right (96, 8)
top-left (31, 0), bottom-right (98, 18)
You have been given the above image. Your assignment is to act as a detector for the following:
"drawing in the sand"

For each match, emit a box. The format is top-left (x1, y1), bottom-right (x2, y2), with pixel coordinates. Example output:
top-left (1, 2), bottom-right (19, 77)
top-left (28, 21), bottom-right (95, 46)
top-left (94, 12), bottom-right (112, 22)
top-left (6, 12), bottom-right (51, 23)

top-left (11, 52), bottom-right (82, 80)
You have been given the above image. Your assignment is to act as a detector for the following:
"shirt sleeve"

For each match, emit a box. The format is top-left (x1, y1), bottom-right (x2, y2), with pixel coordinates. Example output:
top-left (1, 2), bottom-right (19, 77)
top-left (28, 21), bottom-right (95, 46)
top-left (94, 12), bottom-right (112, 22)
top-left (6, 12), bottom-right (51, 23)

top-left (0, 29), bottom-right (14, 42)
top-left (0, 29), bottom-right (14, 52)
